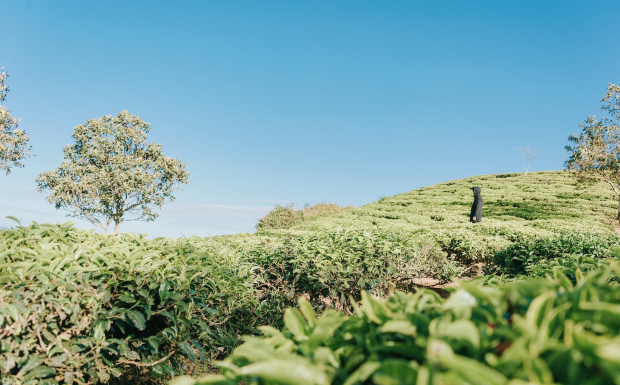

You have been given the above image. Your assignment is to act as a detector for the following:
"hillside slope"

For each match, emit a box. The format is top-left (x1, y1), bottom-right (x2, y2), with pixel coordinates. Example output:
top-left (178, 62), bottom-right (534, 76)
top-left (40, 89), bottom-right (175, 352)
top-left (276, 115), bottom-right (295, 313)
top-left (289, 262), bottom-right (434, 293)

top-left (293, 171), bottom-right (618, 261)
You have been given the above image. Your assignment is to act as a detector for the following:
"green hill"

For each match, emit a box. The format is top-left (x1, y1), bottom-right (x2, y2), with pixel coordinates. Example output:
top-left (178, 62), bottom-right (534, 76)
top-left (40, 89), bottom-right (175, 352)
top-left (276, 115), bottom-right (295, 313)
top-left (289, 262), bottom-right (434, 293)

top-left (290, 171), bottom-right (618, 262)
top-left (3, 170), bottom-right (620, 384)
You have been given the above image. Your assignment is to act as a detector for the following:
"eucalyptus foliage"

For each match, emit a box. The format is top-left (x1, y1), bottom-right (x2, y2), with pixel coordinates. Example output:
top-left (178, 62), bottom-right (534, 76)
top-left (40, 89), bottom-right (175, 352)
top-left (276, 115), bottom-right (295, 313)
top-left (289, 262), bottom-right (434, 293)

top-left (36, 111), bottom-right (190, 233)
top-left (174, 263), bottom-right (620, 385)
top-left (566, 83), bottom-right (620, 219)
top-left (0, 67), bottom-right (32, 174)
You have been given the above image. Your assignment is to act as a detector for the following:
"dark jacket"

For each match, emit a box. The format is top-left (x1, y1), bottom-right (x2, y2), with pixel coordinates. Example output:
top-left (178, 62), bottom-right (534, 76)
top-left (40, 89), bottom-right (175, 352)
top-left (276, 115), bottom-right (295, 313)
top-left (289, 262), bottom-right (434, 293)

top-left (470, 186), bottom-right (482, 223)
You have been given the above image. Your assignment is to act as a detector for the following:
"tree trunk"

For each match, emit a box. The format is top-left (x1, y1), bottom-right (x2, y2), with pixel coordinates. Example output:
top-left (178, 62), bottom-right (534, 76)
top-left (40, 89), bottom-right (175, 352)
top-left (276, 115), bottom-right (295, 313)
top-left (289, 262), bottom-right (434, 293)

top-left (113, 221), bottom-right (122, 234)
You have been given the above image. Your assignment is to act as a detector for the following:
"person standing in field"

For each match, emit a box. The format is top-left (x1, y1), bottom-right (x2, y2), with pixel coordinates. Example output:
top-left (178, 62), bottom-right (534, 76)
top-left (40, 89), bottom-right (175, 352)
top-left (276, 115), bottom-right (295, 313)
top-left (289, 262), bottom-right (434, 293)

top-left (470, 186), bottom-right (482, 223)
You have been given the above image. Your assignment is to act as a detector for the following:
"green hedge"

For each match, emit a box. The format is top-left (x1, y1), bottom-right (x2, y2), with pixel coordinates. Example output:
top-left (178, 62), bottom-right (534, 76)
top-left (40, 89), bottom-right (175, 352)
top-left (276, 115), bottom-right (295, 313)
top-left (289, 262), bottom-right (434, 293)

top-left (246, 230), bottom-right (460, 312)
top-left (173, 263), bottom-right (620, 385)
top-left (488, 232), bottom-right (619, 276)
top-left (0, 222), bottom-right (458, 384)
top-left (0, 222), bottom-right (266, 384)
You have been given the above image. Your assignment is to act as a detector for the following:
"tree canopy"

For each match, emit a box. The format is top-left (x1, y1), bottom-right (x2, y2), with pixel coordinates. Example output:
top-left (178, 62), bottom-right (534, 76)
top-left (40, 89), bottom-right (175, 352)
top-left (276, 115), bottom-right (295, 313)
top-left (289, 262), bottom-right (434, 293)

top-left (36, 110), bottom-right (190, 233)
top-left (0, 67), bottom-right (32, 174)
top-left (566, 83), bottom-right (620, 219)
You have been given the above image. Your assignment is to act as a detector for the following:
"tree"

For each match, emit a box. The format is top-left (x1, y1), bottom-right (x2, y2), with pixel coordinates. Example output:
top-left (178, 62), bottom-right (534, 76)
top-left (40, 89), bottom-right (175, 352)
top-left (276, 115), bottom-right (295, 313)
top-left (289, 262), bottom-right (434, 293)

top-left (565, 83), bottom-right (620, 220)
top-left (516, 146), bottom-right (541, 175)
top-left (0, 67), bottom-right (32, 174)
top-left (36, 110), bottom-right (190, 233)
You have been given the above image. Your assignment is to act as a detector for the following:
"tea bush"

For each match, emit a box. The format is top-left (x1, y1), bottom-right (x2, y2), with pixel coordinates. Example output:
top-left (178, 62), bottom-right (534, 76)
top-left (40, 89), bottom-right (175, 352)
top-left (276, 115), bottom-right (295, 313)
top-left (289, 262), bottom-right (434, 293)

top-left (0, 221), bottom-right (267, 384)
top-left (525, 254), bottom-right (616, 282)
top-left (173, 264), bottom-right (620, 385)
top-left (294, 171), bottom-right (617, 264)
top-left (247, 230), bottom-right (460, 312)
top-left (0, 223), bottom-right (459, 384)
top-left (487, 232), bottom-right (620, 276)
top-left (302, 203), bottom-right (353, 220)
top-left (256, 205), bottom-right (304, 232)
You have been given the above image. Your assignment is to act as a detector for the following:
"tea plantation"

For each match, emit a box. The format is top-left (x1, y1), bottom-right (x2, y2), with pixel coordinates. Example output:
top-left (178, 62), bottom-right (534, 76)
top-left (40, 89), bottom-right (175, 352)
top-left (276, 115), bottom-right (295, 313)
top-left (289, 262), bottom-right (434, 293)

top-left (3, 170), bottom-right (620, 385)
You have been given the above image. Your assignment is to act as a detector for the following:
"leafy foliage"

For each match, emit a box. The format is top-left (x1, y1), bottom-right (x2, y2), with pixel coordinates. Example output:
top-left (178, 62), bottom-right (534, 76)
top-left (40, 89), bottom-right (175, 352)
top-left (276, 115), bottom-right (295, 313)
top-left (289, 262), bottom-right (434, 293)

top-left (487, 231), bottom-right (619, 276)
top-left (0, 221), bottom-right (458, 384)
top-left (565, 83), bottom-right (620, 218)
top-left (303, 203), bottom-right (353, 220)
top-left (0, 221), bottom-right (264, 384)
top-left (256, 205), bottom-right (304, 232)
top-left (4, 171), bottom-right (620, 384)
top-left (293, 171), bottom-right (617, 265)
top-left (173, 263), bottom-right (620, 385)
top-left (36, 111), bottom-right (190, 233)
top-left (256, 203), bottom-right (354, 232)
top-left (247, 230), bottom-right (459, 312)
top-left (0, 66), bottom-right (32, 174)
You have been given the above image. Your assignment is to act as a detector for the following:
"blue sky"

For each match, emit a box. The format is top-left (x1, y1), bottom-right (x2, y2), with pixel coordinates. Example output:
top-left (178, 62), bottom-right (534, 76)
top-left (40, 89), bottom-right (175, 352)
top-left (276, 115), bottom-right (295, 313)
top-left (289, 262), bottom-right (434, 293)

top-left (1, 1), bottom-right (619, 237)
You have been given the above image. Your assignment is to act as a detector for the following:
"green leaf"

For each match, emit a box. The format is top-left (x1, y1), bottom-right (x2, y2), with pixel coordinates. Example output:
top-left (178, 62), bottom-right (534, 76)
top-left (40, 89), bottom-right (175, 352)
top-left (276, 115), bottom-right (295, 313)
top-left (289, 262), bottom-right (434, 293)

top-left (372, 360), bottom-right (418, 385)
top-left (439, 354), bottom-right (508, 385)
top-left (298, 297), bottom-right (316, 327)
top-left (361, 291), bottom-right (390, 324)
top-left (159, 282), bottom-right (170, 303)
top-left (284, 308), bottom-right (309, 340)
top-left (125, 310), bottom-right (146, 330)
top-left (17, 356), bottom-right (44, 378)
top-left (433, 319), bottom-right (480, 350)
top-left (343, 361), bottom-right (381, 385)
top-left (119, 294), bottom-right (137, 303)
top-left (0, 354), bottom-right (16, 373)
top-left (178, 342), bottom-right (196, 362)
top-left (381, 320), bottom-right (417, 336)
top-left (5, 216), bottom-right (20, 224)
top-left (48, 353), bottom-right (68, 367)
top-left (4, 304), bottom-right (20, 322)
top-left (23, 366), bottom-right (56, 381)
top-left (240, 360), bottom-right (329, 385)
top-left (191, 340), bottom-right (206, 362)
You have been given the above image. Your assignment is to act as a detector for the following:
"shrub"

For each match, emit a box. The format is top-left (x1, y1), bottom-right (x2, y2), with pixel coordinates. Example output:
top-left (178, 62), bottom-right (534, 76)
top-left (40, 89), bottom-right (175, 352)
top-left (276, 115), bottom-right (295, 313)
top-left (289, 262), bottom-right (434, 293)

top-left (256, 205), bottom-right (304, 232)
top-left (0, 222), bottom-right (267, 384)
top-left (302, 203), bottom-right (353, 220)
top-left (487, 231), bottom-right (619, 276)
top-left (0, 223), bottom-right (458, 384)
top-left (525, 254), bottom-right (616, 282)
top-left (173, 264), bottom-right (620, 385)
top-left (248, 230), bottom-right (461, 312)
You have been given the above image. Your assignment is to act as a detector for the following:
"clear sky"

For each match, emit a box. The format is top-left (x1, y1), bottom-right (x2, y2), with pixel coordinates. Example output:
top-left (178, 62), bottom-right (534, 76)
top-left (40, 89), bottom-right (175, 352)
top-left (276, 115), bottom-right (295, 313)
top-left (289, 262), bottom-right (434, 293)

top-left (1, 1), bottom-right (619, 237)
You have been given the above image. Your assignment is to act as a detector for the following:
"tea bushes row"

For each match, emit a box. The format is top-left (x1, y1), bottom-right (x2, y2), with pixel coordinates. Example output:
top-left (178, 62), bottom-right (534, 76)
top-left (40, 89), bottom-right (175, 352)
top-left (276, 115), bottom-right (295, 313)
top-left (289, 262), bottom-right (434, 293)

top-left (173, 264), bottom-right (620, 385)
top-left (245, 230), bottom-right (461, 312)
top-left (488, 231), bottom-right (620, 276)
top-left (0, 222), bottom-right (265, 384)
top-left (0, 223), bottom-right (459, 384)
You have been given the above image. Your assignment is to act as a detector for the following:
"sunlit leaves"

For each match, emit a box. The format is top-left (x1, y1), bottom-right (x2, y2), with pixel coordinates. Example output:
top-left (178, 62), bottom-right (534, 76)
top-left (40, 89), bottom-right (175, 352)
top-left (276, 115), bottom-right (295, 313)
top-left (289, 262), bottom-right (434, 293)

top-left (178, 265), bottom-right (620, 385)
top-left (566, 83), bottom-right (620, 218)
top-left (0, 66), bottom-right (32, 175)
top-left (0, 222), bottom-right (260, 383)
